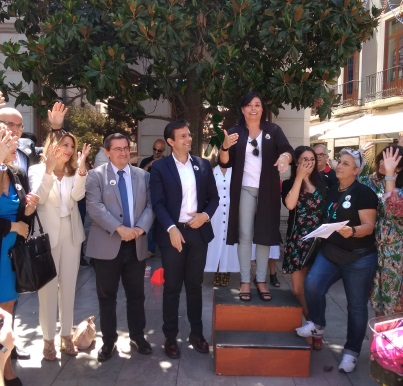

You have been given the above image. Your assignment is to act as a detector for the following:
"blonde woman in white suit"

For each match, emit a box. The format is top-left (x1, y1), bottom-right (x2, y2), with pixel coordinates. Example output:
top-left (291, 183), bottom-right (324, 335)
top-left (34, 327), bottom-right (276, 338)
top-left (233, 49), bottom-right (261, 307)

top-left (29, 131), bottom-right (91, 361)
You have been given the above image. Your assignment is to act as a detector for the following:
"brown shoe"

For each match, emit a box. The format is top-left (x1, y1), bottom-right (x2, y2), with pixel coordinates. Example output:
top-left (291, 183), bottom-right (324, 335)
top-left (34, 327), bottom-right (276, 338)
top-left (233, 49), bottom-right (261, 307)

top-left (164, 338), bottom-right (180, 359)
top-left (188, 334), bottom-right (209, 354)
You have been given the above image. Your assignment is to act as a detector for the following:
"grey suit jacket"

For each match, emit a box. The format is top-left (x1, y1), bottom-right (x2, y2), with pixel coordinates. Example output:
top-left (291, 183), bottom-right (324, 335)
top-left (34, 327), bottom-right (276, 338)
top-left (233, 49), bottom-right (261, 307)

top-left (85, 162), bottom-right (154, 261)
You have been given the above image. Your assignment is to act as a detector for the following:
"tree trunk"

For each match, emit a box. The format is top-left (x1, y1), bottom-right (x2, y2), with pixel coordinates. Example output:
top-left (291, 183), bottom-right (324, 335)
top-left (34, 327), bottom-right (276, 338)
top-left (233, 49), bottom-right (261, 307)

top-left (183, 71), bottom-right (205, 156)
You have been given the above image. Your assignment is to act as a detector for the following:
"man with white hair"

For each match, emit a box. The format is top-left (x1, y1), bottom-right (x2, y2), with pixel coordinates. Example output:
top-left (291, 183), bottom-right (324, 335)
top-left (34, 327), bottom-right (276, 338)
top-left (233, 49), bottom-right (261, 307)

top-left (314, 144), bottom-right (338, 188)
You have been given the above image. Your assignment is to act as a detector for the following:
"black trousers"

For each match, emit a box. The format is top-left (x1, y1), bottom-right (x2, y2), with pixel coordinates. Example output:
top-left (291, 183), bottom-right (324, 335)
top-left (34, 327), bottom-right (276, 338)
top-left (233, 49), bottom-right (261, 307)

top-left (94, 240), bottom-right (146, 345)
top-left (160, 227), bottom-right (208, 339)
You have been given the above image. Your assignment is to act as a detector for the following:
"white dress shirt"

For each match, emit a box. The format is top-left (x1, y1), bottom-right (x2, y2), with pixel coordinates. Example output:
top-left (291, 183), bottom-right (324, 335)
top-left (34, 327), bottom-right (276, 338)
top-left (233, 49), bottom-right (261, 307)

top-left (172, 153), bottom-right (197, 223)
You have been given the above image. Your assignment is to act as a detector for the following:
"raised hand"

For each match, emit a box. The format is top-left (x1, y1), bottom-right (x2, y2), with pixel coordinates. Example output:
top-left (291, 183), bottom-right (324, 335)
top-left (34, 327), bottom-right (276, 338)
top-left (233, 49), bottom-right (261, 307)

top-left (44, 143), bottom-right (61, 174)
top-left (296, 161), bottom-right (314, 179)
top-left (0, 129), bottom-right (18, 163)
top-left (0, 91), bottom-right (6, 108)
top-left (77, 143), bottom-right (91, 172)
top-left (383, 146), bottom-right (402, 175)
top-left (222, 129), bottom-right (239, 150)
top-left (48, 102), bottom-right (68, 130)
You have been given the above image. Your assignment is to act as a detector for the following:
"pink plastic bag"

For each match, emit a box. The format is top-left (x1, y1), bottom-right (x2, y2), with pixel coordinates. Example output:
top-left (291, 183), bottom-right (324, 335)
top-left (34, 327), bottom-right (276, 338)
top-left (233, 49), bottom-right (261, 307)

top-left (72, 316), bottom-right (96, 350)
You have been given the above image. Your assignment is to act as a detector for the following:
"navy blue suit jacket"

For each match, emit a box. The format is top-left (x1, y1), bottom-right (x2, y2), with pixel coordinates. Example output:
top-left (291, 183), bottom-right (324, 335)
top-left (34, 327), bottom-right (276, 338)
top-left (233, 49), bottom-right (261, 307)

top-left (150, 154), bottom-right (219, 247)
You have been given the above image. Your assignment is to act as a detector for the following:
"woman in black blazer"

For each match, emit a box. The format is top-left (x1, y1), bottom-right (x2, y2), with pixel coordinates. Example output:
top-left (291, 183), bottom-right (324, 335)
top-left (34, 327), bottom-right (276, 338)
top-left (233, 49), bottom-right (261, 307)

top-left (0, 127), bottom-right (38, 386)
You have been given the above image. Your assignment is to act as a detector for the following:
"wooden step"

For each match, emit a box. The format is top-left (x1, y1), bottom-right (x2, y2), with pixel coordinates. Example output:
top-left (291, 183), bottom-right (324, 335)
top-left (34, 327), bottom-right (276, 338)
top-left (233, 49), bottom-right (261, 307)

top-left (214, 288), bottom-right (302, 332)
top-left (214, 330), bottom-right (311, 377)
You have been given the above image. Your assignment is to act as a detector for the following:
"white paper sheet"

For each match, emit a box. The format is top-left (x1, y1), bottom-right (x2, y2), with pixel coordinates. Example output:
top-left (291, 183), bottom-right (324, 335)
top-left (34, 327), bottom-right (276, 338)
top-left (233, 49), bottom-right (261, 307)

top-left (302, 221), bottom-right (349, 240)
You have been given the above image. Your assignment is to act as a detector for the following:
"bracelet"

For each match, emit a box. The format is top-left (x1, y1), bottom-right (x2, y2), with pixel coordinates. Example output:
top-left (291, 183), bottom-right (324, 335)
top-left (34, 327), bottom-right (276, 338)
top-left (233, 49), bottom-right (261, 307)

top-left (78, 170), bottom-right (87, 176)
top-left (350, 226), bottom-right (356, 238)
top-left (384, 176), bottom-right (396, 181)
top-left (0, 343), bottom-right (8, 353)
top-left (220, 145), bottom-right (229, 152)
top-left (281, 153), bottom-right (292, 161)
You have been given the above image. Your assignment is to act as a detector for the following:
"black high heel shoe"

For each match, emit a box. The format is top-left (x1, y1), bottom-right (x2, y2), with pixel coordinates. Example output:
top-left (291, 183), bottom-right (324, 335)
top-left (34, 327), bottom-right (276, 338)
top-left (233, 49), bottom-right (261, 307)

top-left (239, 282), bottom-right (251, 302)
top-left (253, 279), bottom-right (272, 301)
top-left (269, 273), bottom-right (280, 287)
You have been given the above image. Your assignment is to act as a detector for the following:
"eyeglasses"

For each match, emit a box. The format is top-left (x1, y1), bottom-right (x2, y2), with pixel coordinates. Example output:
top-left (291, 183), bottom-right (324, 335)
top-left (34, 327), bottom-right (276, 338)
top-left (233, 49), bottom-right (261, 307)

top-left (0, 120), bottom-right (23, 130)
top-left (249, 139), bottom-right (259, 157)
top-left (153, 147), bottom-right (164, 153)
top-left (111, 146), bottom-right (130, 153)
top-left (315, 153), bottom-right (327, 158)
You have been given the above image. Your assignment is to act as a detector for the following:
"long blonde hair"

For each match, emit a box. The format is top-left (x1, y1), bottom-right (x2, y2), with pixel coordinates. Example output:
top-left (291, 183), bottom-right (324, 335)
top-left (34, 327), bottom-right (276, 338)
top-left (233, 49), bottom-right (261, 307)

top-left (41, 132), bottom-right (78, 176)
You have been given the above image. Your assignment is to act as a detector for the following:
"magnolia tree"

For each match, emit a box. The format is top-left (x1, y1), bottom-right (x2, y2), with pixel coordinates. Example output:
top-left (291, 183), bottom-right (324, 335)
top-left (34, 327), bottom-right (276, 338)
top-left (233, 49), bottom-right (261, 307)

top-left (0, 0), bottom-right (380, 154)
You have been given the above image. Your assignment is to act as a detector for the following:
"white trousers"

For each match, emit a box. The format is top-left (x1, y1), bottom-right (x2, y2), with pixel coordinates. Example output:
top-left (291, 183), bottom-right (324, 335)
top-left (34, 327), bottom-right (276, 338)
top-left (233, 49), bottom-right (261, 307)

top-left (38, 216), bottom-right (81, 340)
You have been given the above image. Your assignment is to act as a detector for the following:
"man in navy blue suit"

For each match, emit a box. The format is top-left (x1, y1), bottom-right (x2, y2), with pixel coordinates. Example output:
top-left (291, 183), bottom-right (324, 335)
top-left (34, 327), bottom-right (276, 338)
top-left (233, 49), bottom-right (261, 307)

top-left (150, 120), bottom-right (219, 359)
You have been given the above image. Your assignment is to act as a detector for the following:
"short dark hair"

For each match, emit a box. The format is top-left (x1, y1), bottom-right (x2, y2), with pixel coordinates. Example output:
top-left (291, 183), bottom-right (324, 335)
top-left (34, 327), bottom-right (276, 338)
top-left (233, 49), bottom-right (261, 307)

top-left (164, 119), bottom-right (190, 144)
top-left (21, 132), bottom-right (38, 145)
top-left (237, 92), bottom-right (267, 126)
top-left (104, 133), bottom-right (130, 151)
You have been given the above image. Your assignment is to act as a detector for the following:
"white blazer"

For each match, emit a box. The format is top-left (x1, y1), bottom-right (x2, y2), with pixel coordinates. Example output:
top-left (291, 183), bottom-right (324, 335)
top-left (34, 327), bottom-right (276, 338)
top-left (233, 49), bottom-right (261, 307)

top-left (28, 163), bottom-right (86, 249)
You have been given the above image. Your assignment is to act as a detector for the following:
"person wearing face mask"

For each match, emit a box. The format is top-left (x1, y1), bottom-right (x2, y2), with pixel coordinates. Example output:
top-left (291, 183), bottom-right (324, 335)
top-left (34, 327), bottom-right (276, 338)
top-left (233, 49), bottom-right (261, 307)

top-left (359, 145), bottom-right (403, 317)
top-left (28, 131), bottom-right (91, 361)
top-left (281, 146), bottom-right (327, 321)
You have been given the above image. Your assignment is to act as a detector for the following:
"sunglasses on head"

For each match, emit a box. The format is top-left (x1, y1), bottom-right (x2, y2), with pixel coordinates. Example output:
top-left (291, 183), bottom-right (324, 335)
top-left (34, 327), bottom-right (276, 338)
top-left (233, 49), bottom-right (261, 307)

top-left (249, 139), bottom-right (259, 157)
top-left (153, 147), bottom-right (163, 153)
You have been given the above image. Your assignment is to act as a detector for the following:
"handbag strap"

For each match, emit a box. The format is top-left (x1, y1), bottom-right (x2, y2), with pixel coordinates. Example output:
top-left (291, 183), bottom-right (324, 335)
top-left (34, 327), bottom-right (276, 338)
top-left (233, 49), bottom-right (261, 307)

top-left (30, 212), bottom-right (45, 236)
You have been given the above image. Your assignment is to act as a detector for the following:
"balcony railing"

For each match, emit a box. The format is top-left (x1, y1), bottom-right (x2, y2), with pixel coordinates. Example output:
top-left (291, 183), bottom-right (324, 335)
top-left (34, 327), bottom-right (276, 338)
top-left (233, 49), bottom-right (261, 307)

top-left (330, 80), bottom-right (361, 109)
top-left (365, 65), bottom-right (403, 102)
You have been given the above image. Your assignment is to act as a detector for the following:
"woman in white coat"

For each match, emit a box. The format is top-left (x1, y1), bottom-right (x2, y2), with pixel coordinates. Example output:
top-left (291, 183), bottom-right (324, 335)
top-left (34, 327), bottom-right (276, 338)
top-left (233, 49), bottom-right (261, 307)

top-left (29, 132), bottom-right (91, 361)
top-left (205, 156), bottom-right (239, 286)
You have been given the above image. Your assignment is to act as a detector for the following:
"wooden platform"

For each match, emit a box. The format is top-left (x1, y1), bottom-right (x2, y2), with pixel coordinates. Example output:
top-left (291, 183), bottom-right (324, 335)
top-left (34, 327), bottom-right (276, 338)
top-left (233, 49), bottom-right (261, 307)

top-left (215, 331), bottom-right (311, 377)
top-left (214, 288), bottom-right (303, 332)
top-left (213, 287), bottom-right (310, 377)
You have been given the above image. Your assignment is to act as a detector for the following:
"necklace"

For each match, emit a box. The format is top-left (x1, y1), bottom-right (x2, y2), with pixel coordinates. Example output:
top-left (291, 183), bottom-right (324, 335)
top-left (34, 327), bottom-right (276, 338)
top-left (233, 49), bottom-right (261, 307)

top-left (338, 185), bottom-right (351, 192)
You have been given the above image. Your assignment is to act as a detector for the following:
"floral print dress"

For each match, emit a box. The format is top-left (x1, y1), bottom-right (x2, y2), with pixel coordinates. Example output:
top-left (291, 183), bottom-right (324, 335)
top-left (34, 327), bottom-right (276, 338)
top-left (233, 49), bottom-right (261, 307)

top-left (282, 189), bottom-right (325, 274)
top-left (360, 173), bottom-right (403, 315)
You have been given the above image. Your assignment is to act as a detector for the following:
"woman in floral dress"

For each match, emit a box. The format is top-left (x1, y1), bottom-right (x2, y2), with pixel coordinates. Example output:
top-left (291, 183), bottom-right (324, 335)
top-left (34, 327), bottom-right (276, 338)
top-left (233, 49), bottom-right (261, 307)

top-left (360, 145), bottom-right (403, 316)
top-left (281, 146), bottom-right (326, 320)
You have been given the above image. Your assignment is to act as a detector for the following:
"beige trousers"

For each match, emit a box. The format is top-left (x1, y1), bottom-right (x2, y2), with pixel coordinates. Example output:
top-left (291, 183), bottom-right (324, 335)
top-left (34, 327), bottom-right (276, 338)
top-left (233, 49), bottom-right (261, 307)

top-left (38, 216), bottom-right (81, 340)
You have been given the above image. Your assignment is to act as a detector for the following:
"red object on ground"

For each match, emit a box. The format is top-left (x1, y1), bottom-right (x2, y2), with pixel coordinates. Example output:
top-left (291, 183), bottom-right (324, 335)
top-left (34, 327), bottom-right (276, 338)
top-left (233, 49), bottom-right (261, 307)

top-left (150, 268), bottom-right (165, 285)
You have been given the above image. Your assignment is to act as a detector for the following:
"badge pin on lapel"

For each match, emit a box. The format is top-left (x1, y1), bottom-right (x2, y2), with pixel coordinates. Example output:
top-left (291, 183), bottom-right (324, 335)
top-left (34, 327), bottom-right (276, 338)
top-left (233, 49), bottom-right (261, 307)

top-left (110, 180), bottom-right (116, 185)
top-left (15, 184), bottom-right (22, 191)
top-left (193, 165), bottom-right (199, 171)
top-left (265, 134), bottom-right (271, 139)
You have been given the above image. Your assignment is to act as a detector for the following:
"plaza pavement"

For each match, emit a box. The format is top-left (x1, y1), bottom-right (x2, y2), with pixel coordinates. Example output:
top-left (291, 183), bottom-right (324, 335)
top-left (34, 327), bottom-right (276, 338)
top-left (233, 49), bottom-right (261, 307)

top-left (11, 218), bottom-right (379, 386)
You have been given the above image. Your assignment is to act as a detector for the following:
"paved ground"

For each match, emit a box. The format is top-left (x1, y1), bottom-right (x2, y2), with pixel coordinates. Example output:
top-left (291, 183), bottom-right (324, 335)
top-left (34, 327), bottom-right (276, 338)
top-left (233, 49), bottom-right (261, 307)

top-left (11, 218), bottom-right (380, 386)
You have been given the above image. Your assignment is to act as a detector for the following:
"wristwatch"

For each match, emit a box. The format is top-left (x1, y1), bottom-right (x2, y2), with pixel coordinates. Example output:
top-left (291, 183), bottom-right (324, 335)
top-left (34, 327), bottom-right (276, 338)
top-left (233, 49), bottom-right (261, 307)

top-left (0, 343), bottom-right (8, 353)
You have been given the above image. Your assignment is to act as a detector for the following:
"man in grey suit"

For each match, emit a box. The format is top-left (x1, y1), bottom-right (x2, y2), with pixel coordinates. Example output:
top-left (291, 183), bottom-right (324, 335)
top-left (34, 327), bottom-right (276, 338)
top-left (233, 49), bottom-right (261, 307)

top-left (86, 133), bottom-right (154, 362)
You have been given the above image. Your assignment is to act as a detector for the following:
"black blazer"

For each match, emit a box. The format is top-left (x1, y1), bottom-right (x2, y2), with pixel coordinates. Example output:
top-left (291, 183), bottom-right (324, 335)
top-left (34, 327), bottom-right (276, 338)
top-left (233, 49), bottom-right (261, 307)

top-left (0, 167), bottom-right (33, 252)
top-left (150, 154), bottom-right (219, 247)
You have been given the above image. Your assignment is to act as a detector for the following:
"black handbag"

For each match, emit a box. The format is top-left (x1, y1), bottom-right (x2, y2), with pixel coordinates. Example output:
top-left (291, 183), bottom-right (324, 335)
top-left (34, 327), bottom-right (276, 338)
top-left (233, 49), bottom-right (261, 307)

top-left (301, 237), bottom-right (322, 267)
top-left (9, 212), bottom-right (56, 293)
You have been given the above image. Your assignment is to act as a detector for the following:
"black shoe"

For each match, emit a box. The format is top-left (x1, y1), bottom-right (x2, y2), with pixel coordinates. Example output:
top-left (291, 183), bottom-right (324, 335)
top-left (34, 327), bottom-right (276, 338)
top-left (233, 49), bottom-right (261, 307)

top-left (164, 338), bottom-right (180, 359)
top-left (4, 377), bottom-right (22, 386)
top-left (97, 343), bottom-right (116, 362)
top-left (130, 337), bottom-right (152, 355)
top-left (269, 273), bottom-right (280, 287)
top-left (188, 334), bottom-right (209, 354)
top-left (11, 346), bottom-right (30, 360)
top-left (80, 257), bottom-right (90, 267)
